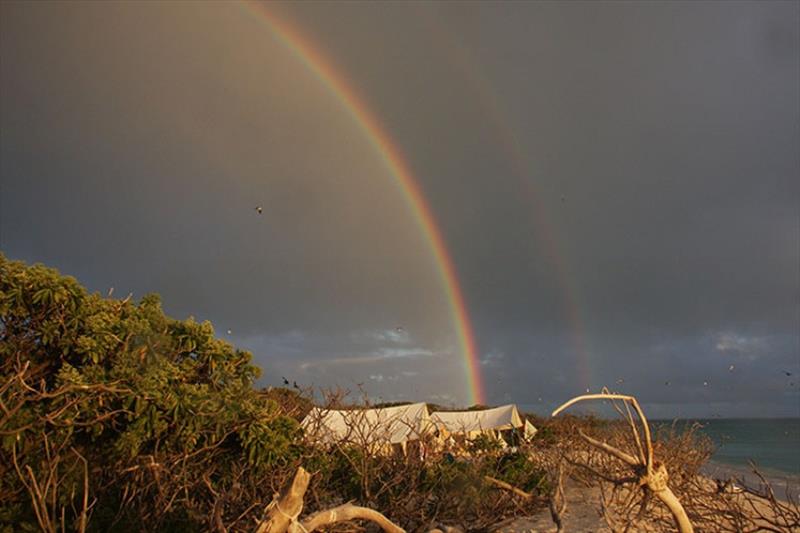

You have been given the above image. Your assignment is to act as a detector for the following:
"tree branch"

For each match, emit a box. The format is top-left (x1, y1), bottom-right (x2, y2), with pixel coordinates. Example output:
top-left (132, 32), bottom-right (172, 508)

top-left (299, 503), bottom-right (405, 533)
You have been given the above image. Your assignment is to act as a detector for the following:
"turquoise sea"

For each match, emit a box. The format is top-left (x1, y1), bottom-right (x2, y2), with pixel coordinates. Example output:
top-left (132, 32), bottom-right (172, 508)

top-left (666, 418), bottom-right (800, 476)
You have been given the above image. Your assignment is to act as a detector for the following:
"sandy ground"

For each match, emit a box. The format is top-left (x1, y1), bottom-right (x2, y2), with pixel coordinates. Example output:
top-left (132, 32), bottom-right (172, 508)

top-left (492, 479), bottom-right (609, 533)
top-left (491, 470), bottom-right (799, 533)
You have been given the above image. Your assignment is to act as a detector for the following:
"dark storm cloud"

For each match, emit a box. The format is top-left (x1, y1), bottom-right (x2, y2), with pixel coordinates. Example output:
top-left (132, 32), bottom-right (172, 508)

top-left (2, 1), bottom-right (797, 414)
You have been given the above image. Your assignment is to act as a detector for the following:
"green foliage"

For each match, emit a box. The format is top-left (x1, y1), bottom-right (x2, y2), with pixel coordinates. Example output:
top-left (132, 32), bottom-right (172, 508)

top-left (492, 452), bottom-right (549, 494)
top-left (532, 423), bottom-right (558, 447)
top-left (0, 254), bottom-right (298, 531)
top-left (467, 433), bottom-right (504, 453)
top-left (303, 445), bottom-right (365, 501)
top-left (0, 254), bottom-right (555, 532)
top-left (424, 457), bottom-right (486, 497)
top-left (372, 401), bottom-right (412, 408)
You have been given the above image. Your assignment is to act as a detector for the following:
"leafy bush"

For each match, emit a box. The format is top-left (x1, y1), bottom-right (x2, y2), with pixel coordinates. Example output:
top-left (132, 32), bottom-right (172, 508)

top-left (467, 432), bottom-right (504, 453)
top-left (0, 254), bottom-right (553, 532)
top-left (493, 451), bottom-right (549, 494)
top-left (0, 254), bottom-right (299, 531)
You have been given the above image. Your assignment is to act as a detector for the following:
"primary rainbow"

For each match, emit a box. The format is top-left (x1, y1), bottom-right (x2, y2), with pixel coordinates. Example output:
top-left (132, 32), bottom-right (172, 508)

top-left (240, 2), bottom-right (486, 405)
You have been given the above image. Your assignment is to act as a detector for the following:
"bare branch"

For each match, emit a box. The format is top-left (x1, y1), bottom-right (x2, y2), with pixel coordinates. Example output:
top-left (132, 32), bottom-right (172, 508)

top-left (299, 503), bottom-right (405, 533)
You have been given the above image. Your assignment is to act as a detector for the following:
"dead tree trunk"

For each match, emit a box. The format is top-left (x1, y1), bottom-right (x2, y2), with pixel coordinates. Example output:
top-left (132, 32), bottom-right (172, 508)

top-left (552, 391), bottom-right (694, 533)
top-left (254, 467), bottom-right (311, 533)
top-left (253, 467), bottom-right (406, 533)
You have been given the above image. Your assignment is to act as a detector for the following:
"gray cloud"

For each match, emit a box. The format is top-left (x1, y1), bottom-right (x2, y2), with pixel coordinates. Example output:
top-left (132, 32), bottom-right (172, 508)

top-left (1, 1), bottom-right (797, 414)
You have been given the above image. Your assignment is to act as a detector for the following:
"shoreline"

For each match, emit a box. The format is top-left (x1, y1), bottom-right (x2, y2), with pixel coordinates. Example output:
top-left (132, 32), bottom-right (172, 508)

top-left (701, 459), bottom-right (800, 501)
top-left (495, 463), bottom-right (799, 533)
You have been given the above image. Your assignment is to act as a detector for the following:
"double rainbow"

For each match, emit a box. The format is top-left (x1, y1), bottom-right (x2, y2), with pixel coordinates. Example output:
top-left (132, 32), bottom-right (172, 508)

top-left (241, 2), bottom-right (486, 405)
top-left (419, 10), bottom-right (593, 390)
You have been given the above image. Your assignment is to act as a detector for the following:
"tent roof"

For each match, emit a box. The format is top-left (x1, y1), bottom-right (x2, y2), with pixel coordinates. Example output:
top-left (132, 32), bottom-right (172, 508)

top-left (302, 402), bottom-right (433, 445)
top-left (431, 404), bottom-right (524, 433)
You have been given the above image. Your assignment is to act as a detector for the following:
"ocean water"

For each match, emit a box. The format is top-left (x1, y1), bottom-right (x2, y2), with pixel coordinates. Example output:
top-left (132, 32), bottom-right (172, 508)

top-left (657, 418), bottom-right (800, 477)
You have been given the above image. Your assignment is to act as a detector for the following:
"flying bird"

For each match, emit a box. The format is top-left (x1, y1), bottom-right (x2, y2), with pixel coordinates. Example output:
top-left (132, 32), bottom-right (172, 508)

top-left (703, 381), bottom-right (709, 386)
top-left (728, 365), bottom-right (735, 372)
top-left (227, 329), bottom-right (232, 335)
top-left (783, 371), bottom-right (793, 376)
top-left (616, 378), bottom-right (624, 384)
top-left (664, 381), bottom-right (671, 386)
top-left (254, 206), bottom-right (263, 214)
top-left (282, 377), bottom-right (289, 386)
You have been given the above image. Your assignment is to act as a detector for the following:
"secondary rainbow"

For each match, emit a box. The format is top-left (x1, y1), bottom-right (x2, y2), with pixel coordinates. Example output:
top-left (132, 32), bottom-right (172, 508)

top-left (240, 2), bottom-right (486, 405)
top-left (417, 11), bottom-right (594, 391)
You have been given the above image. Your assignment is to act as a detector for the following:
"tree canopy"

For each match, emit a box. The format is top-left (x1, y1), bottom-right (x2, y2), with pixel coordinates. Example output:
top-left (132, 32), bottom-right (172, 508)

top-left (0, 254), bottom-right (298, 531)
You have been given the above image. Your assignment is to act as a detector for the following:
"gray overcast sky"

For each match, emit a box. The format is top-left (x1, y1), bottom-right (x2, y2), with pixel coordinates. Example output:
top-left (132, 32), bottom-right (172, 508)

top-left (2, 0), bottom-right (798, 417)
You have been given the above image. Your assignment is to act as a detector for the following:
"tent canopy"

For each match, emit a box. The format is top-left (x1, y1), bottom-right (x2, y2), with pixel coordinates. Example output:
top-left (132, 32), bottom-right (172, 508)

top-left (302, 402), bottom-right (433, 445)
top-left (431, 404), bottom-right (525, 434)
top-left (524, 420), bottom-right (538, 439)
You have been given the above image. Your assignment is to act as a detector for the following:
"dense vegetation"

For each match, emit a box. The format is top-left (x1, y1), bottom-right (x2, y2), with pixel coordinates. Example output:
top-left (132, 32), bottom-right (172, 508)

top-left (0, 254), bottom-right (303, 531)
top-left (0, 255), bottom-right (548, 532)
top-left (7, 255), bottom-right (793, 532)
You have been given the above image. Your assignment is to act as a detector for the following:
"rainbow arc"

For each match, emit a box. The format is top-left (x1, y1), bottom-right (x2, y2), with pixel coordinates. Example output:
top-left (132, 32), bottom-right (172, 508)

top-left (241, 2), bottom-right (485, 405)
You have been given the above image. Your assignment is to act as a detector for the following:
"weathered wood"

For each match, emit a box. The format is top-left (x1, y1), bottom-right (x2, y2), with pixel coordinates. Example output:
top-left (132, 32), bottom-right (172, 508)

top-left (298, 503), bottom-right (405, 533)
top-left (254, 467), bottom-right (311, 533)
top-left (484, 475), bottom-right (533, 499)
top-left (577, 430), bottom-right (639, 467)
top-left (548, 462), bottom-right (567, 533)
top-left (655, 486), bottom-right (694, 533)
top-left (552, 392), bottom-right (695, 533)
top-left (253, 468), bottom-right (406, 533)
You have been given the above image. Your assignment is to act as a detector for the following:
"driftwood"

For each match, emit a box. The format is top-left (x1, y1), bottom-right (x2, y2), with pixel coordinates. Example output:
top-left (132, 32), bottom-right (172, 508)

top-left (252, 466), bottom-right (478, 533)
top-left (548, 462), bottom-right (567, 533)
top-left (485, 469), bottom-right (567, 533)
top-left (300, 504), bottom-right (404, 533)
top-left (253, 466), bottom-right (405, 533)
top-left (552, 391), bottom-right (694, 533)
top-left (485, 475), bottom-right (533, 499)
top-left (255, 467), bottom-right (310, 533)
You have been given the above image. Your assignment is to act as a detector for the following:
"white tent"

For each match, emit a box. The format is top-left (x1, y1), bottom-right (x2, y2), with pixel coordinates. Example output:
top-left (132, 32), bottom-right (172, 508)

top-left (523, 420), bottom-right (538, 440)
top-left (431, 404), bottom-right (536, 442)
top-left (301, 402), bottom-right (434, 450)
top-left (431, 404), bottom-right (523, 433)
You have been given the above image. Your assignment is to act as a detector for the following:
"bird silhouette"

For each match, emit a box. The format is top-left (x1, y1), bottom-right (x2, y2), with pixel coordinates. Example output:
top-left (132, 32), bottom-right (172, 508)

top-left (255, 206), bottom-right (263, 214)
top-left (282, 377), bottom-right (289, 386)
top-left (293, 381), bottom-right (299, 389)
top-left (783, 371), bottom-right (793, 376)
top-left (227, 329), bottom-right (232, 335)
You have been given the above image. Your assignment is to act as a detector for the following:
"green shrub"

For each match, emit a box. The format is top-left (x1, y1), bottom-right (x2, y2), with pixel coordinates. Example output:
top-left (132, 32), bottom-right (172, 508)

top-left (0, 254), bottom-right (299, 531)
top-left (466, 433), bottom-right (504, 453)
top-left (493, 452), bottom-right (549, 494)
